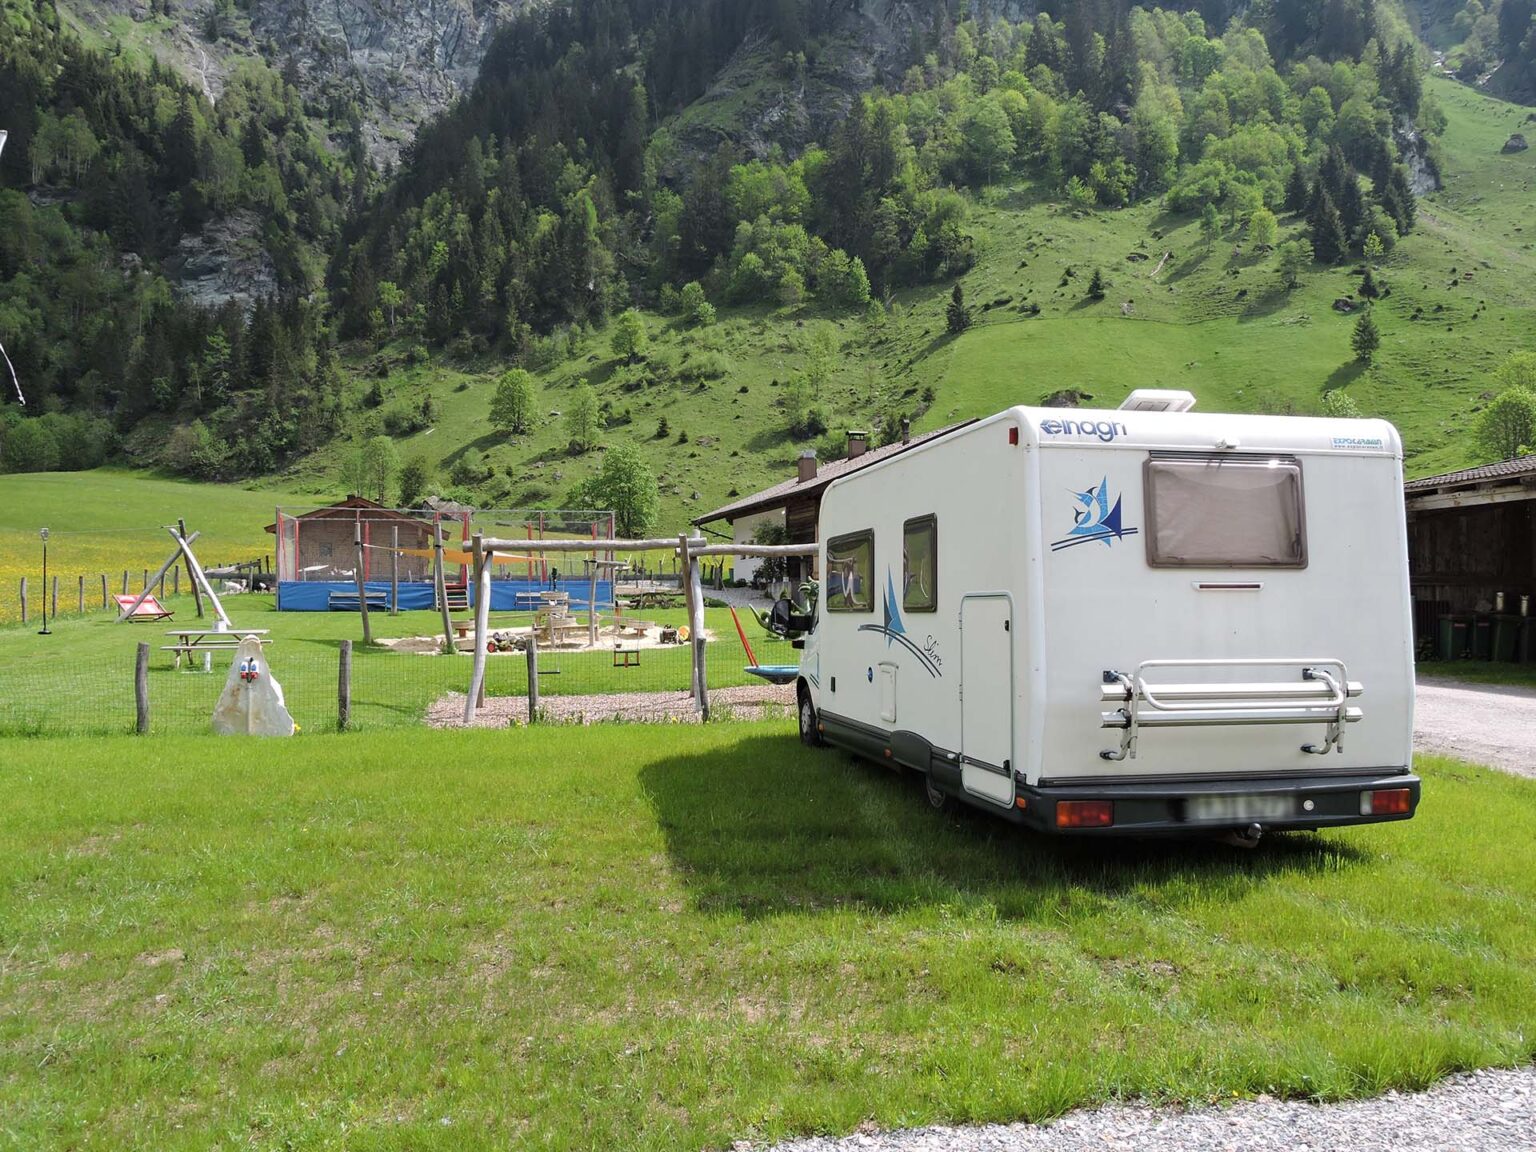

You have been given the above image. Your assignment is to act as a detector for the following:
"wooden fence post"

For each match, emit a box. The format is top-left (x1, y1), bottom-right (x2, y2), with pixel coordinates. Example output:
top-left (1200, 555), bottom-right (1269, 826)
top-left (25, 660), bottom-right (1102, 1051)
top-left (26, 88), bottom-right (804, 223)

top-left (121, 571), bottom-right (129, 596)
top-left (100, 573), bottom-right (108, 610)
top-left (142, 568), bottom-right (149, 590)
top-left (338, 639), bottom-right (352, 732)
top-left (135, 642), bottom-right (150, 734)
top-left (526, 633), bottom-right (539, 724)
top-left (77, 575), bottom-right (84, 615)
top-left (173, 567), bottom-right (179, 596)
top-left (695, 636), bottom-right (710, 721)
top-left (51, 575), bottom-right (58, 620)
top-left (19, 576), bottom-right (27, 624)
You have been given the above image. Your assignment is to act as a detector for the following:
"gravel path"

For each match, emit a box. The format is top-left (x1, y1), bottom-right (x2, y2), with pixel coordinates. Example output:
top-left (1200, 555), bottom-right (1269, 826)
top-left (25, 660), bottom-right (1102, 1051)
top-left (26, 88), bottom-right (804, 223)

top-left (1414, 676), bottom-right (1536, 779)
top-left (758, 1066), bottom-right (1536, 1152)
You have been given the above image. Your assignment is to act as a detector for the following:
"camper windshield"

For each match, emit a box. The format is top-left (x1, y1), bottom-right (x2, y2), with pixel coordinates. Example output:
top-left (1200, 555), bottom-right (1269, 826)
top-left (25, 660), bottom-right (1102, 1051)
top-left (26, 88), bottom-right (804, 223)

top-left (1145, 456), bottom-right (1306, 567)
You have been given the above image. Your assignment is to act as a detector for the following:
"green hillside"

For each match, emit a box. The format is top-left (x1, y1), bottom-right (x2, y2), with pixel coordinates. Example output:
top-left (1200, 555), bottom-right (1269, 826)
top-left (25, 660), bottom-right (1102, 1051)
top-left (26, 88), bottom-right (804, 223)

top-left (280, 72), bottom-right (1534, 530)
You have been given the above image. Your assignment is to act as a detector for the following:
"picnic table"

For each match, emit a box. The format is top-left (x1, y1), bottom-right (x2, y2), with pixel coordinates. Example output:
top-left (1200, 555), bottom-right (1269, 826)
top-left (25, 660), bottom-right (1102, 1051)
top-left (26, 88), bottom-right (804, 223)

top-left (162, 628), bottom-right (271, 670)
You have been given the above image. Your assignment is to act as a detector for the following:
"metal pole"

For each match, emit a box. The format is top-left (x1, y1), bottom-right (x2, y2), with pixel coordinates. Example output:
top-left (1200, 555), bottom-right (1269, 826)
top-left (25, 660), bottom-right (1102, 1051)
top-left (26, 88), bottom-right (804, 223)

top-left (526, 632), bottom-right (539, 723)
top-left (390, 525), bottom-right (399, 615)
top-left (353, 524), bottom-right (372, 645)
top-left (38, 529), bottom-right (50, 635)
top-left (338, 639), bottom-right (352, 732)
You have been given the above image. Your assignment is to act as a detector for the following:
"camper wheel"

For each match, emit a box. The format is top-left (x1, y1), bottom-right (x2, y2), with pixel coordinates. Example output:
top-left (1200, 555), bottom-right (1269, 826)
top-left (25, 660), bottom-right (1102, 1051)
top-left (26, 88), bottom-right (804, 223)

top-left (797, 684), bottom-right (823, 748)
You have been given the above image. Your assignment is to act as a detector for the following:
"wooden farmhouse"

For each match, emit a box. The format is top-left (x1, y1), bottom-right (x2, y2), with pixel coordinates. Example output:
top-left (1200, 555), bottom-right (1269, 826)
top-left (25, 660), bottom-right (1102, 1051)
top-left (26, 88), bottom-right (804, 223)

top-left (1405, 454), bottom-right (1536, 661)
top-left (693, 424), bottom-right (956, 586)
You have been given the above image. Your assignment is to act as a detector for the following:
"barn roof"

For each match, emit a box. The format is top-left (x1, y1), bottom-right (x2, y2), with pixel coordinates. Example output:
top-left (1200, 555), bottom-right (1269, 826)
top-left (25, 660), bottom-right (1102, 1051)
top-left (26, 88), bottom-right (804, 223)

top-left (692, 423), bottom-right (964, 526)
top-left (264, 496), bottom-right (437, 534)
top-left (1404, 454), bottom-right (1536, 492)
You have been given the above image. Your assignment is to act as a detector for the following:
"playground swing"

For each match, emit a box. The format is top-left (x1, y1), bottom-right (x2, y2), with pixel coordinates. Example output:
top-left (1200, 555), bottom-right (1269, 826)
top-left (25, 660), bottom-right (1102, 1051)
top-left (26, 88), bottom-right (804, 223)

top-left (728, 605), bottom-right (801, 686)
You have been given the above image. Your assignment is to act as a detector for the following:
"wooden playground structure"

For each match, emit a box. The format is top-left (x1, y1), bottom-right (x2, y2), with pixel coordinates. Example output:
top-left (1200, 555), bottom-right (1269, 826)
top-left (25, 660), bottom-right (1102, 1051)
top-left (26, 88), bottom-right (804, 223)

top-left (458, 533), bottom-right (817, 724)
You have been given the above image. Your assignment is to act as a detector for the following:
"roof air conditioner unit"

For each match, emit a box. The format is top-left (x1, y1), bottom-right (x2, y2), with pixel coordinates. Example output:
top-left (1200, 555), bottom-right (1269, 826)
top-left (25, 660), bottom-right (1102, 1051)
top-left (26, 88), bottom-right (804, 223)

top-left (1119, 389), bottom-right (1196, 412)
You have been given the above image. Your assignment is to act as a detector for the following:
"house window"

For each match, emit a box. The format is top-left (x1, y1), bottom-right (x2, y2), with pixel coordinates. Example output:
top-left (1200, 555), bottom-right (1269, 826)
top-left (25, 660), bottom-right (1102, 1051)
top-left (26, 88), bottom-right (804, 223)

top-left (903, 516), bottom-right (937, 612)
top-left (1144, 455), bottom-right (1307, 568)
top-left (826, 530), bottom-right (874, 612)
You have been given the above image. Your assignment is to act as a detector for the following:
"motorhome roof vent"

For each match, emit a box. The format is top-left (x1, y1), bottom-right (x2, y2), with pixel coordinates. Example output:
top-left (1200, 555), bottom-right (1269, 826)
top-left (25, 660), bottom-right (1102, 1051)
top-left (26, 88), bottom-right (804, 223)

top-left (1119, 389), bottom-right (1196, 412)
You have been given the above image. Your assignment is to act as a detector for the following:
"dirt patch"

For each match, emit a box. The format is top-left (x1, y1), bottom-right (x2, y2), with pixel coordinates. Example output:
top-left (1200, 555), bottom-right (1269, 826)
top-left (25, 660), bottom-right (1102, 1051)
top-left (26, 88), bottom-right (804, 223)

top-left (137, 948), bottom-right (185, 968)
top-left (426, 683), bottom-right (795, 727)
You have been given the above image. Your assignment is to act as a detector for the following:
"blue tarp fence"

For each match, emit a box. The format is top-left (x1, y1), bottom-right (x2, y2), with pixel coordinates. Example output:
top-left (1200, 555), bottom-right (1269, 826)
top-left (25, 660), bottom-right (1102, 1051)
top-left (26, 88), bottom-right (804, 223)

top-left (277, 579), bottom-right (615, 612)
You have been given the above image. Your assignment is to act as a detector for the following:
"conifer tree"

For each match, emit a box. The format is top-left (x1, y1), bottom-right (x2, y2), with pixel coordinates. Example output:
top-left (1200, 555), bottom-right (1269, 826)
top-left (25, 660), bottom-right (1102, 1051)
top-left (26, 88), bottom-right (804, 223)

top-left (1359, 267), bottom-right (1380, 299)
top-left (1309, 190), bottom-right (1347, 264)
top-left (1087, 267), bottom-right (1105, 299)
top-left (946, 283), bottom-right (971, 334)
top-left (1284, 166), bottom-right (1310, 214)
top-left (1351, 309), bottom-right (1380, 364)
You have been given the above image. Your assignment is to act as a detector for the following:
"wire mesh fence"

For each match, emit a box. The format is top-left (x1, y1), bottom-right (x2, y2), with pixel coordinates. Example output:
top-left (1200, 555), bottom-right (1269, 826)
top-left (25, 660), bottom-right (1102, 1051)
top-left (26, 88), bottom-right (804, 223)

top-left (0, 600), bottom-right (795, 738)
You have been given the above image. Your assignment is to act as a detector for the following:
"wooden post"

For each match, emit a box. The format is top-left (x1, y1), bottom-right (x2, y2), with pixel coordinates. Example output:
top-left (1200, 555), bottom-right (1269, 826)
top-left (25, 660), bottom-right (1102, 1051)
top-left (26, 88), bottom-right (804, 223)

top-left (464, 534), bottom-right (492, 724)
top-left (433, 525), bottom-right (455, 653)
top-left (135, 642), bottom-right (150, 734)
top-left (353, 524), bottom-right (372, 645)
top-left (19, 576), bottom-right (27, 624)
top-left (689, 552), bottom-right (706, 713)
top-left (51, 575), bottom-right (58, 620)
top-left (338, 639), bottom-right (352, 732)
top-left (390, 525), bottom-right (400, 616)
top-left (100, 573), bottom-right (108, 610)
top-left (695, 636), bottom-right (710, 721)
top-left (157, 569), bottom-right (165, 597)
top-left (77, 575), bottom-right (84, 615)
top-left (142, 568), bottom-right (148, 590)
top-left (587, 561), bottom-right (598, 647)
top-left (173, 566), bottom-right (179, 596)
top-left (526, 632), bottom-right (539, 723)
top-left (121, 571), bottom-right (129, 596)
top-left (178, 519), bottom-right (203, 619)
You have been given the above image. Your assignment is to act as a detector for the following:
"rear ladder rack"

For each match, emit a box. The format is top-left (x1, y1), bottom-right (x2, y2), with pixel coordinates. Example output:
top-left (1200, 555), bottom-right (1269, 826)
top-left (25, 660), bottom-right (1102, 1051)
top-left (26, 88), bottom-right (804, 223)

top-left (1100, 658), bottom-right (1362, 761)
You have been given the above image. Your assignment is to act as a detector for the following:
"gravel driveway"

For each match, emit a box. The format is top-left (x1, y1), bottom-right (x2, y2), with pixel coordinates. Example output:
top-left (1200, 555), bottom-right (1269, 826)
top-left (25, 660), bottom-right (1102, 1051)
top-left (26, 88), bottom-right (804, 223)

top-left (759, 1066), bottom-right (1536, 1152)
top-left (1414, 676), bottom-right (1536, 779)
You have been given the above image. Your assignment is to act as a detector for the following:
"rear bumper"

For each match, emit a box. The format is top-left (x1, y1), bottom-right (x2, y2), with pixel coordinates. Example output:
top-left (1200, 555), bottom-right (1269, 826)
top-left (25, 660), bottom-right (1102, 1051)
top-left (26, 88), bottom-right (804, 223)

top-left (1013, 770), bottom-right (1420, 835)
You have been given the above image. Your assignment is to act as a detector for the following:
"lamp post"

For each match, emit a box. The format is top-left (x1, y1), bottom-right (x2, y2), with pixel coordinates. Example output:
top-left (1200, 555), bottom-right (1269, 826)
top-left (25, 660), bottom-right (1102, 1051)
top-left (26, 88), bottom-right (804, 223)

top-left (38, 527), bottom-right (50, 635)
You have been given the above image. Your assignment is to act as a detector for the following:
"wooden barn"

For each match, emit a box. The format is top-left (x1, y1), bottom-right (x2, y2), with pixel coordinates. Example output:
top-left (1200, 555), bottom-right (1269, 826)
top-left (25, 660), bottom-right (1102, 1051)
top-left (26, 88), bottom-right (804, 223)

top-left (692, 424), bottom-right (959, 586)
top-left (1404, 455), bottom-right (1536, 661)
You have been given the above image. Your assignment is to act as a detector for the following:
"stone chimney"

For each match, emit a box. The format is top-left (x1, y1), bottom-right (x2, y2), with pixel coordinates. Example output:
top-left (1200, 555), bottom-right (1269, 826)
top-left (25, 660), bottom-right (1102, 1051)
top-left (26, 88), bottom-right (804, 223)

top-left (900, 417), bottom-right (911, 445)
top-left (846, 430), bottom-right (868, 460)
top-left (797, 450), bottom-right (818, 483)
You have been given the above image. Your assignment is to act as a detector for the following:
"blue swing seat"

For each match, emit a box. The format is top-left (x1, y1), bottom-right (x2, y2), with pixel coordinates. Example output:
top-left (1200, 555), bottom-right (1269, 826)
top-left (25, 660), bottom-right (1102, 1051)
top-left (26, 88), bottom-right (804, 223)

top-left (745, 664), bottom-right (801, 685)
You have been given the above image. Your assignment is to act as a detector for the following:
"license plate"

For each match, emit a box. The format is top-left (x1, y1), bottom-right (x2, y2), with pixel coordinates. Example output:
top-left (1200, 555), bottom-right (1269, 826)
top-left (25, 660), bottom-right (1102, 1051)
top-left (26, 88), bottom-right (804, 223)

top-left (1186, 793), bottom-right (1295, 823)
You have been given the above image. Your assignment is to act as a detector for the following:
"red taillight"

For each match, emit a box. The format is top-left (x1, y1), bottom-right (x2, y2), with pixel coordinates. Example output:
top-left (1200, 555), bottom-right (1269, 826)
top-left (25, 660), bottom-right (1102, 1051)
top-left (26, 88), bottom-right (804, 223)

top-left (1056, 800), bottom-right (1113, 828)
top-left (1361, 788), bottom-right (1412, 816)
top-left (1008, 426), bottom-right (1019, 445)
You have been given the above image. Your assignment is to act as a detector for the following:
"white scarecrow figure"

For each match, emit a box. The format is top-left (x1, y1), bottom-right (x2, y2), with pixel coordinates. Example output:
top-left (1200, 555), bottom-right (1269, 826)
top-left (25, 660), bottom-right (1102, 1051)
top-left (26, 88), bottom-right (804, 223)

top-left (212, 635), bottom-right (296, 736)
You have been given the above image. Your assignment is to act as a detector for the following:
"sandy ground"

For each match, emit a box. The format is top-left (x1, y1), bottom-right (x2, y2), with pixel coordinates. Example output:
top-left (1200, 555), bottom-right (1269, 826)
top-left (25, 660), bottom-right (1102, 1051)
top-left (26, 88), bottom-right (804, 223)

top-left (427, 683), bottom-right (795, 726)
top-left (1415, 676), bottom-right (1536, 779)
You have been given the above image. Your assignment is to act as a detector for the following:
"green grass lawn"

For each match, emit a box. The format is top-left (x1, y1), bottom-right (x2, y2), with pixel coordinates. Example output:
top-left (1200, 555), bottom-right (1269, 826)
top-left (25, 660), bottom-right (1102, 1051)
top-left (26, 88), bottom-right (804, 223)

top-left (0, 730), bottom-right (1531, 1149)
top-left (1417, 660), bottom-right (1536, 687)
top-left (0, 593), bottom-right (778, 735)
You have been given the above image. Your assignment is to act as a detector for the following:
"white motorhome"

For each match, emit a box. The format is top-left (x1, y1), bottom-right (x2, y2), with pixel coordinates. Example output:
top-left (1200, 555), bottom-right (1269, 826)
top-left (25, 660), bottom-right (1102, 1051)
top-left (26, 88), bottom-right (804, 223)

top-left (792, 392), bottom-right (1420, 838)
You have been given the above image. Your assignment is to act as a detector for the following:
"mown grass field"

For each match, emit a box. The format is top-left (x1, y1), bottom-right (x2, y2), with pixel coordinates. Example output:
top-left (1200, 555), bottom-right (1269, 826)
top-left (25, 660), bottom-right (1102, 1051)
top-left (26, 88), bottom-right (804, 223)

top-left (0, 471), bottom-right (312, 625)
top-left (0, 591), bottom-right (778, 735)
top-left (0, 731), bottom-right (1531, 1149)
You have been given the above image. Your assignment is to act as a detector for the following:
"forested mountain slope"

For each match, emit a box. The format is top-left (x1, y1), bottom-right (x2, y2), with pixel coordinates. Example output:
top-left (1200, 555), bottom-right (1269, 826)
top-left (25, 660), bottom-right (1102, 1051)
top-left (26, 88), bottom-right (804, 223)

top-left (1, 0), bottom-right (1533, 535)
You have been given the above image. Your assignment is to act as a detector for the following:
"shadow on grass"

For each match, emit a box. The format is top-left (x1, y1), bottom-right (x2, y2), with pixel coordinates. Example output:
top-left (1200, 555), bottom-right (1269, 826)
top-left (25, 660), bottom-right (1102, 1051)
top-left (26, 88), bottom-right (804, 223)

top-left (1324, 360), bottom-right (1367, 393)
top-left (641, 734), bottom-right (1365, 920)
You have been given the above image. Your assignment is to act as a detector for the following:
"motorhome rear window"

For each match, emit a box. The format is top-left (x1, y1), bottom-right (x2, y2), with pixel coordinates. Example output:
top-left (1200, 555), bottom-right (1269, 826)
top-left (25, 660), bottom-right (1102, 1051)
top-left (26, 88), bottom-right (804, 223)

top-left (1144, 456), bottom-right (1306, 568)
top-left (903, 516), bottom-right (937, 612)
top-left (826, 530), bottom-right (874, 612)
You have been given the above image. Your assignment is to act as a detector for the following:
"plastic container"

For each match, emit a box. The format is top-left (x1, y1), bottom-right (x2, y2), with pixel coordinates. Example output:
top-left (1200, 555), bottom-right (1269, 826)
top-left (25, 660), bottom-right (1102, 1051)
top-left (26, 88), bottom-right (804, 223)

top-left (1438, 615), bottom-right (1471, 660)
top-left (1492, 616), bottom-right (1521, 663)
top-left (1472, 616), bottom-right (1493, 660)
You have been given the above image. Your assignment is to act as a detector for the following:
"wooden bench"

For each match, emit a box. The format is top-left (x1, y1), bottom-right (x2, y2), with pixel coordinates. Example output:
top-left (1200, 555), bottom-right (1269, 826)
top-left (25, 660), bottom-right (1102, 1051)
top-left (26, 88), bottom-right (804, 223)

top-left (160, 637), bottom-right (271, 670)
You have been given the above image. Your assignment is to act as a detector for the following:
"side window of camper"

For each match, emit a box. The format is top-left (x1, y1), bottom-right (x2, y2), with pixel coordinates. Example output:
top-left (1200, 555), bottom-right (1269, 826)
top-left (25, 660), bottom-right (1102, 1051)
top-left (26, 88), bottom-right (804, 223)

top-left (1144, 455), bottom-right (1307, 568)
top-left (826, 530), bottom-right (874, 612)
top-left (903, 516), bottom-right (937, 612)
